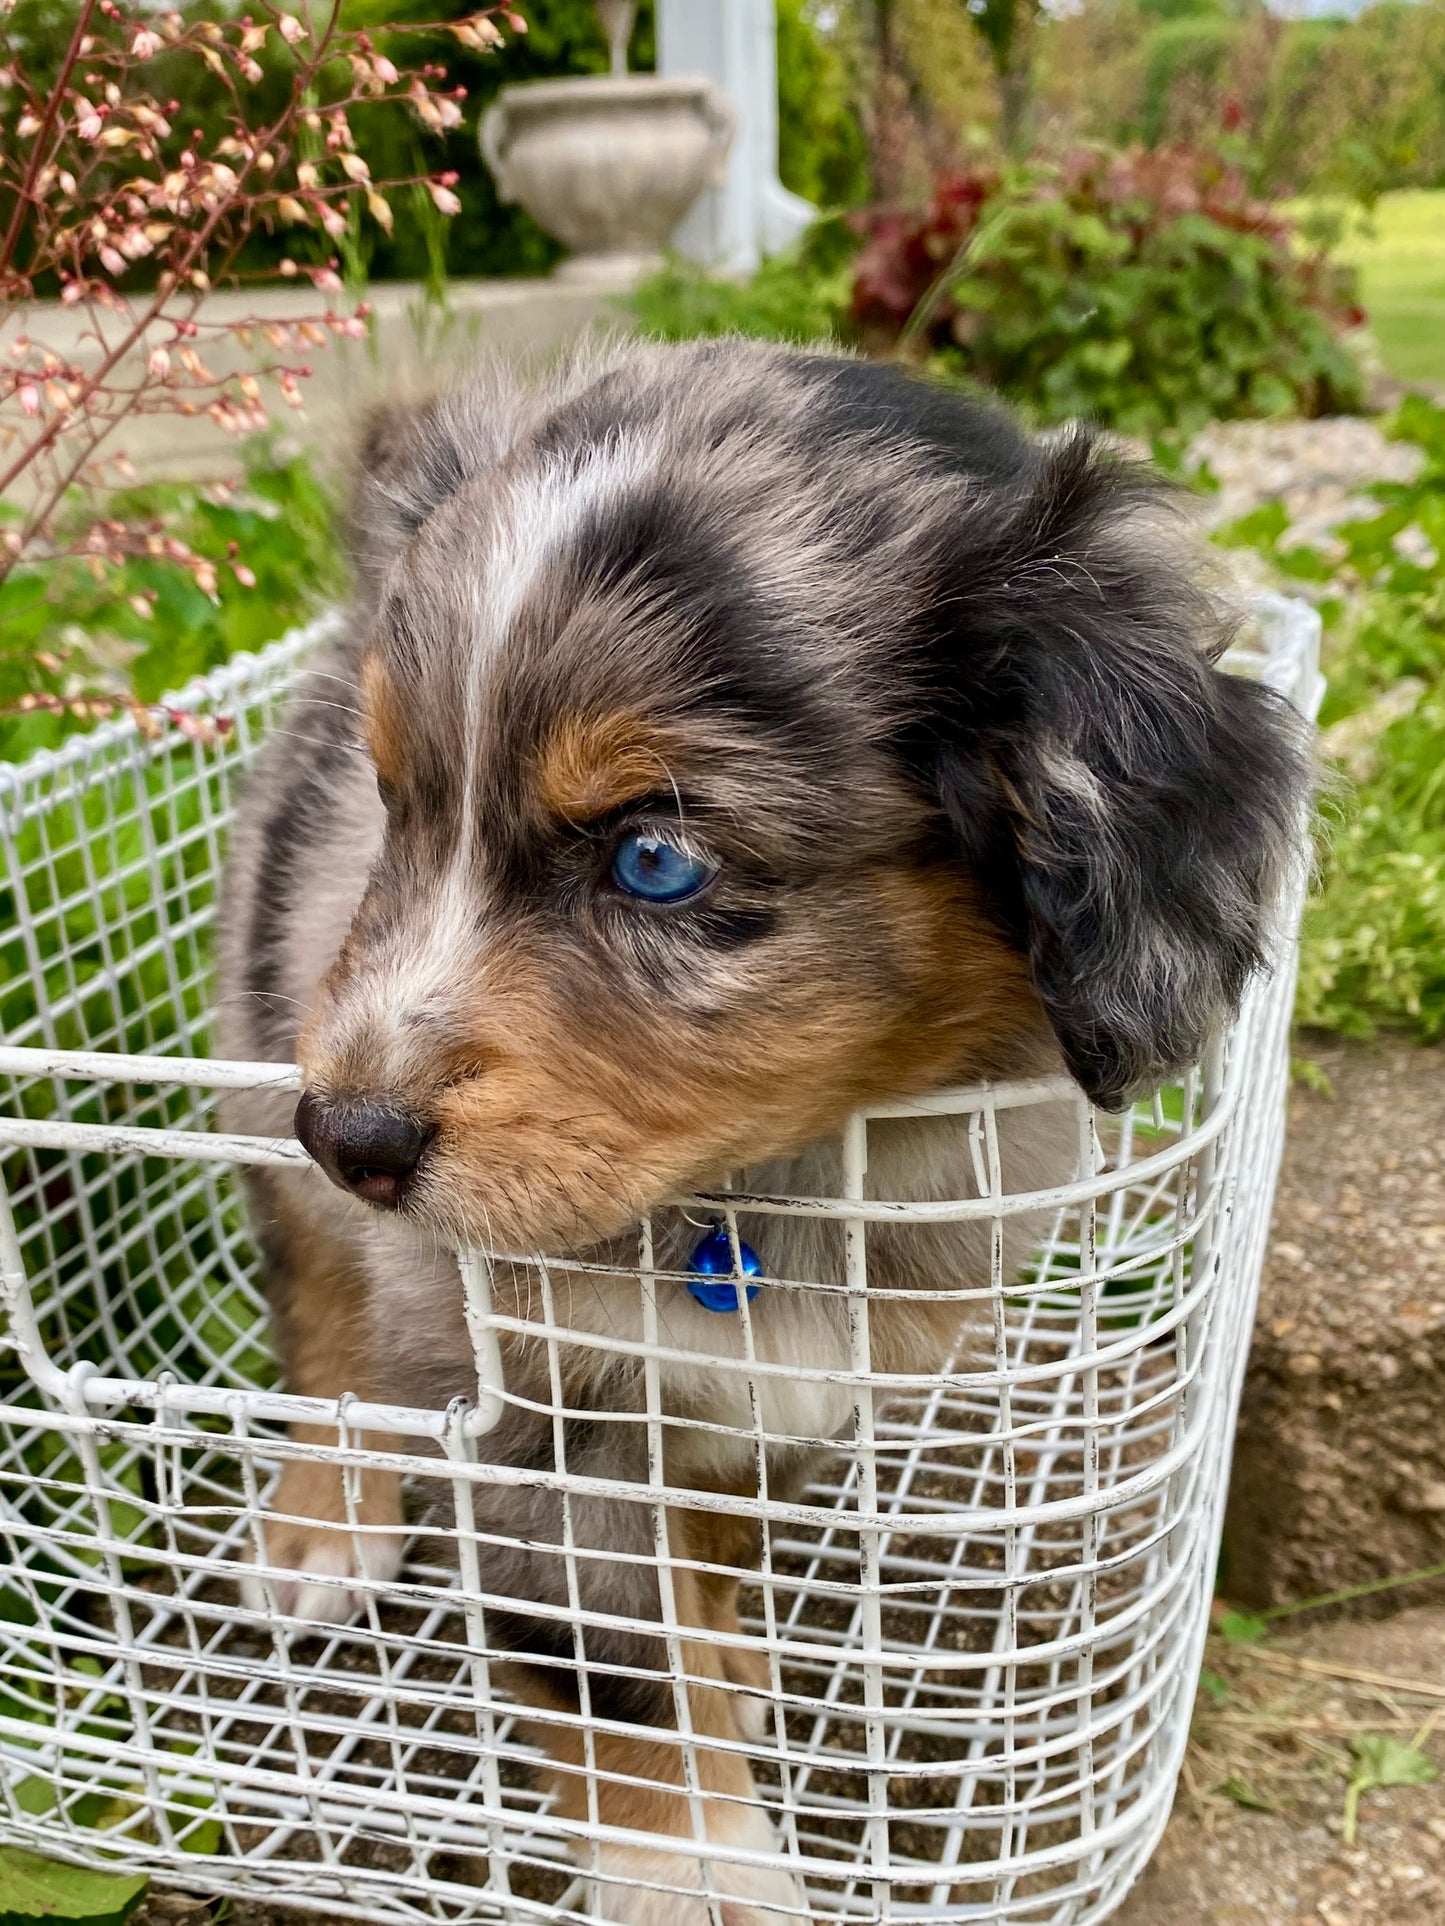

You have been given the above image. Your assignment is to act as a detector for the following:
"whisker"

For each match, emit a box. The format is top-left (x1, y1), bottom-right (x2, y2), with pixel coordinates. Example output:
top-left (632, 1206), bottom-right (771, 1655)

top-left (290, 697), bottom-right (368, 722)
top-left (262, 728), bottom-right (366, 754)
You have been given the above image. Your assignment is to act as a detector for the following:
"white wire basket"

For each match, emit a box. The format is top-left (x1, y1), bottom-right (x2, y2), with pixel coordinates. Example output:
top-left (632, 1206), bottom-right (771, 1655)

top-left (0, 594), bottom-right (1321, 1926)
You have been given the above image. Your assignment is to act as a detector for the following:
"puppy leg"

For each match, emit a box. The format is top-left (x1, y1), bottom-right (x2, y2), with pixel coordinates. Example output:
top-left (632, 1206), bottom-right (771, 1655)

top-left (239, 1174), bottom-right (406, 1623)
top-left (541, 1512), bottom-right (807, 1926)
top-left (691, 1511), bottom-right (775, 1746)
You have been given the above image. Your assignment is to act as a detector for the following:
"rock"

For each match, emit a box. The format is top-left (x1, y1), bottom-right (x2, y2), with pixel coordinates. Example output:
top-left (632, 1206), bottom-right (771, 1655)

top-left (1225, 1039), bottom-right (1445, 1612)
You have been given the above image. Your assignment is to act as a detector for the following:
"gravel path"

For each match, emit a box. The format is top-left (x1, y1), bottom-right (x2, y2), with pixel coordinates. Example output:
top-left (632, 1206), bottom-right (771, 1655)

top-left (1187, 415), bottom-right (1423, 548)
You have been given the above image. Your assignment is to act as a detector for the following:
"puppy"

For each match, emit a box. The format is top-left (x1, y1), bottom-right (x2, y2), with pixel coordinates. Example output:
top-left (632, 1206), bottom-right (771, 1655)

top-left (217, 339), bottom-right (1306, 1923)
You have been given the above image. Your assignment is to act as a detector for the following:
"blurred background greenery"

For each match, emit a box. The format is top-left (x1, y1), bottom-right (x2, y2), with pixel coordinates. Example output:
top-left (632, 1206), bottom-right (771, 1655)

top-left (9, 0), bottom-right (1444, 371)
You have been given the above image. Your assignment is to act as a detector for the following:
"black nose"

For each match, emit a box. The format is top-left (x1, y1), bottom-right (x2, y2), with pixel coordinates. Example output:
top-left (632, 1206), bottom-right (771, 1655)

top-left (294, 1093), bottom-right (433, 1209)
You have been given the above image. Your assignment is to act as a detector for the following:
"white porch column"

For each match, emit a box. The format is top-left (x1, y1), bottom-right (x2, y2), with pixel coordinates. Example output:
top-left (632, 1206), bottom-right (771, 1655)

top-left (655, 0), bottom-right (815, 274)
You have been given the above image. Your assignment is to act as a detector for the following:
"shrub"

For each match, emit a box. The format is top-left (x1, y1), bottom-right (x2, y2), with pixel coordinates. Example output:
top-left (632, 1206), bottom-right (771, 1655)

top-left (630, 215), bottom-right (857, 347)
top-left (776, 0), bottom-right (870, 209)
top-left (1219, 397), bottom-right (1445, 1039)
top-left (1256, 17), bottom-right (1340, 197)
top-left (1258, 0), bottom-right (1445, 201)
top-left (635, 145), bottom-right (1364, 437)
top-left (1139, 15), bottom-right (1233, 148)
top-left (851, 146), bottom-right (1366, 436)
top-left (1036, 0), bottom-right (1445, 203)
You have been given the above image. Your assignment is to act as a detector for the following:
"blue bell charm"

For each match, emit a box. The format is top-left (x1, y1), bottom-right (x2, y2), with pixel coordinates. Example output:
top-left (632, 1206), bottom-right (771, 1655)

top-left (686, 1224), bottom-right (763, 1313)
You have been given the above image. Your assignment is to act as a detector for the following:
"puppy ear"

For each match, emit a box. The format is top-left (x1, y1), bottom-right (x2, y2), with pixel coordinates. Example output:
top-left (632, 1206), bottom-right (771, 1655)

top-left (347, 374), bottom-right (523, 599)
top-left (932, 433), bottom-right (1310, 1109)
top-left (346, 393), bottom-right (469, 599)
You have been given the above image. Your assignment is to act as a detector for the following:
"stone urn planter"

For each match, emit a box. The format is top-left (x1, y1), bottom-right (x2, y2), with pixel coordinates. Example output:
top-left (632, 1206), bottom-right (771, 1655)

top-left (479, 74), bottom-right (734, 286)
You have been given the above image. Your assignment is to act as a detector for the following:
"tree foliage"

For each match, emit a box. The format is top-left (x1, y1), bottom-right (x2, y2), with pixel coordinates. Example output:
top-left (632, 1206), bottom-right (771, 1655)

top-left (1037, 0), bottom-right (1445, 202)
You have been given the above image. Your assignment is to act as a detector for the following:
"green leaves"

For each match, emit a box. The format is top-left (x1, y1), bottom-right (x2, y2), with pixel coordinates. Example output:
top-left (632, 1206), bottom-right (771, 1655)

top-left (0, 1847), bottom-right (147, 1924)
top-left (920, 155), bottom-right (1365, 435)
top-left (634, 145), bottom-right (1365, 439)
top-left (1216, 1610), bottom-right (1269, 1645)
top-left (631, 217), bottom-right (858, 350)
top-left (0, 446), bottom-right (341, 767)
top-left (1219, 395), bottom-right (1445, 1042)
top-left (1342, 1732), bottom-right (1439, 1845)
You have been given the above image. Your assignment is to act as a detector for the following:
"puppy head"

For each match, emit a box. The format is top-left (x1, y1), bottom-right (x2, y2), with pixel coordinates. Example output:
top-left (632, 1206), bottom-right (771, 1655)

top-left (295, 343), bottom-right (1307, 1250)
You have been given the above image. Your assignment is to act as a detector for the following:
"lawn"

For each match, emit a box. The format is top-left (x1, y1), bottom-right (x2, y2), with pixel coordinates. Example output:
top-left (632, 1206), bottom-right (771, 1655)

top-left (1332, 190), bottom-right (1445, 390)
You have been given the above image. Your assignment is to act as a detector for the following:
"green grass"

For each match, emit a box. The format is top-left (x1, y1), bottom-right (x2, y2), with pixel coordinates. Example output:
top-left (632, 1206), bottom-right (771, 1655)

top-left (1333, 190), bottom-right (1445, 389)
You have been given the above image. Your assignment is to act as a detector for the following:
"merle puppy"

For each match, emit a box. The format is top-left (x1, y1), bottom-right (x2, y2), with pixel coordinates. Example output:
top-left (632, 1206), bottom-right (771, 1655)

top-left (218, 339), bottom-right (1305, 1925)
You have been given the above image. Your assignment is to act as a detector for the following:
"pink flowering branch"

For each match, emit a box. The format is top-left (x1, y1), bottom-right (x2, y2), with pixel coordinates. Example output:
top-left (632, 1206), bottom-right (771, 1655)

top-left (0, 0), bottom-right (520, 726)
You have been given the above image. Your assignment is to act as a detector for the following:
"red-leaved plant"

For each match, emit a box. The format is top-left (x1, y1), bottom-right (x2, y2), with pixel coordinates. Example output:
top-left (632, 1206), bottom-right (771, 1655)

top-left (0, 0), bottom-right (519, 740)
top-left (846, 140), bottom-right (1365, 435)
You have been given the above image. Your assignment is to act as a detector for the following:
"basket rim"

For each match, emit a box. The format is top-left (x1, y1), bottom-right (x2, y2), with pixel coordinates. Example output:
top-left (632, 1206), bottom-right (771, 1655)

top-left (0, 611), bottom-right (340, 795)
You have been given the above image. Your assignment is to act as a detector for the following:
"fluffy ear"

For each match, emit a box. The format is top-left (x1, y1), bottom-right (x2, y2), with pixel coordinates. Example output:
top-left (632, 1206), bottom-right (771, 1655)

top-left (346, 378), bottom-right (518, 600)
top-left (932, 433), bottom-right (1311, 1109)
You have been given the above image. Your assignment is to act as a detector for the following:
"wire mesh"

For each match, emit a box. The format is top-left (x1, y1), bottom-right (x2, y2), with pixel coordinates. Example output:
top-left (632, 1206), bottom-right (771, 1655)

top-left (0, 596), bottom-right (1321, 1924)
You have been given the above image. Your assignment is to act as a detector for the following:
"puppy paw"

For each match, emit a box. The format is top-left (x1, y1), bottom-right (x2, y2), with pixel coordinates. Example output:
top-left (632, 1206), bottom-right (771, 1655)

top-left (240, 1458), bottom-right (405, 1626)
top-left (731, 1694), bottom-right (772, 1744)
top-left (584, 1807), bottom-right (809, 1925)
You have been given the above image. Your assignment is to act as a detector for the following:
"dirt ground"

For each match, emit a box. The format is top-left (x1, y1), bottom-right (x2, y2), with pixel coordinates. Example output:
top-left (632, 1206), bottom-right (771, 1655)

top-left (132, 1039), bottom-right (1445, 1926)
top-left (1112, 1037), bottom-right (1445, 1926)
top-left (1225, 1038), bottom-right (1445, 1614)
top-left (1114, 1606), bottom-right (1445, 1926)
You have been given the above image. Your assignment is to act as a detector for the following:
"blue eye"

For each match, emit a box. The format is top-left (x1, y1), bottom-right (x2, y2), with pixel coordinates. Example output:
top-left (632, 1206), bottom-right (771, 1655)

top-left (611, 831), bottom-right (714, 903)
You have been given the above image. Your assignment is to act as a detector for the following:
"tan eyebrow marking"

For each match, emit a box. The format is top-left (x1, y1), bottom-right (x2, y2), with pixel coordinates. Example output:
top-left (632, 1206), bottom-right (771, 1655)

top-left (534, 711), bottom-right (680, 823)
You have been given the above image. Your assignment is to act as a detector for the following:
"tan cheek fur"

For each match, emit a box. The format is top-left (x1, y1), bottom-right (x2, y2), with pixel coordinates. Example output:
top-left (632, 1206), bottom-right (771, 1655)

top-left (403, 864), bottom-right (1045, 1251)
